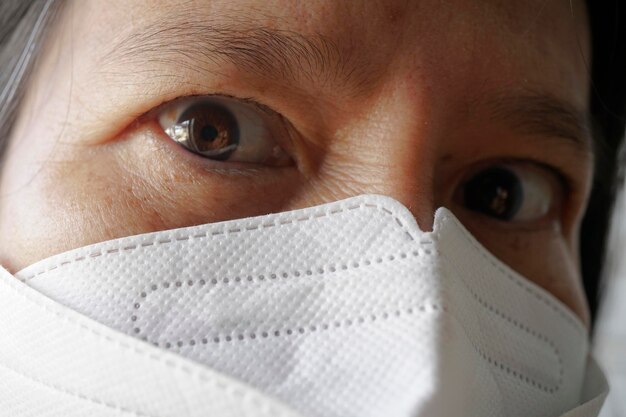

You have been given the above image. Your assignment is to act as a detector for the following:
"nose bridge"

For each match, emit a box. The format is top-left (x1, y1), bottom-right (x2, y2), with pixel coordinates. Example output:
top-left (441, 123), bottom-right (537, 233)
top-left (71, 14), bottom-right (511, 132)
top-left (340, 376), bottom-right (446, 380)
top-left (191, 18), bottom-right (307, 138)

top-left (333, 79), bottom-right (440, 231)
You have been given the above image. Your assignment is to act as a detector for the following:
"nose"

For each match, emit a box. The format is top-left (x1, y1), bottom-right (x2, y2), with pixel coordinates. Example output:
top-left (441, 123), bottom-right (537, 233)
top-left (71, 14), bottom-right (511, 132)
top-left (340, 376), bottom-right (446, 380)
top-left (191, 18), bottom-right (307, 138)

top-left (309, 81), bottom-right (440, 231)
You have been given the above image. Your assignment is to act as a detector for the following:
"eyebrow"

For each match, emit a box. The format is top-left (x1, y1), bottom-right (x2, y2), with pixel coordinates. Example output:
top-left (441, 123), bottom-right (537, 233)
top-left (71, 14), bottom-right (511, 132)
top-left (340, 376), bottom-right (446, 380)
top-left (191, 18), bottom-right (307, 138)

top-left (104, 20), bottom-right (373, 96)
top-left (105, 19), bottom-right (592, 153)
top-left (485, 93), bottom-right (592, 152)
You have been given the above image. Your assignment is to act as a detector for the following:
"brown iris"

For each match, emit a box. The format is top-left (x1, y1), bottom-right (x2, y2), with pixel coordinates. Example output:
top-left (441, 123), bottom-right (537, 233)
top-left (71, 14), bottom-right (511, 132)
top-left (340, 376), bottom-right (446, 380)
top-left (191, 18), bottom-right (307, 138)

top-left (463, 167), bottom-right (523, 220)
top-left (179, 103), bottom-right (239, 160)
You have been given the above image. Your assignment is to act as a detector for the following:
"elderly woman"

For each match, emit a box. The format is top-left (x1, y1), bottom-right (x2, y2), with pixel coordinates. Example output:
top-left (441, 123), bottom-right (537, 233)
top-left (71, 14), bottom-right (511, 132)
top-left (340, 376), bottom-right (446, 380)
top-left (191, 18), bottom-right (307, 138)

top-left (0, 1), bottom-right (624, 416)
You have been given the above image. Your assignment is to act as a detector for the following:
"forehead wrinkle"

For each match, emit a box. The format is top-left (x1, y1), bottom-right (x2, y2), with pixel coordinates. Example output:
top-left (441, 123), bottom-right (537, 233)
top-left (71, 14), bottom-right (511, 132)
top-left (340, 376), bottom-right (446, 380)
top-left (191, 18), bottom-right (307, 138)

top-left (99, 12), bottom-right (376, 97)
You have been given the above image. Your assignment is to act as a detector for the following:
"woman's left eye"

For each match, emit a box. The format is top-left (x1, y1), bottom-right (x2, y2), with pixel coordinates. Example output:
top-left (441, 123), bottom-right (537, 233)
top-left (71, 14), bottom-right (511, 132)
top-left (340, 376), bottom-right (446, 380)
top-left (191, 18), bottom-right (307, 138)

top-left (157, 95), bottom-right (293, 166)
top-left (457, 162), bottom-right (564, 225)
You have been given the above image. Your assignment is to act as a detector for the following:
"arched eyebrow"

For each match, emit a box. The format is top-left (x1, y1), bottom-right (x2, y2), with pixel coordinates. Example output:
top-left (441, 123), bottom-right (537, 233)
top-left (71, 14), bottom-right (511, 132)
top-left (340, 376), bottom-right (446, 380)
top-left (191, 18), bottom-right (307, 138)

top-left (485, 93), bottom-right (592, 153)
top-left (102, 21), bottom-right (374, 96)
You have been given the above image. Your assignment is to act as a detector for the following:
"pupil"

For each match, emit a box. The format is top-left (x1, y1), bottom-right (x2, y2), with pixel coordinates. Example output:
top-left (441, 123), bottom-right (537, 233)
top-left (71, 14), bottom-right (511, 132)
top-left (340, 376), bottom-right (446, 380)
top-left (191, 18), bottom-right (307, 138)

top-left (177, 103), bottom-right (240, 161)
top-left (463, 167), bottom-right (523, 220)
top-left (200, 125), bottom-right (218, 142)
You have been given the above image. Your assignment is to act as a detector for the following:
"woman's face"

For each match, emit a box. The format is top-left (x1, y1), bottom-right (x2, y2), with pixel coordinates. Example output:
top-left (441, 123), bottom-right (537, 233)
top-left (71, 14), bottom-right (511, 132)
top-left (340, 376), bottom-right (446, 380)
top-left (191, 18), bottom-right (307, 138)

top-left (0, 0), bottom-right (592, 323)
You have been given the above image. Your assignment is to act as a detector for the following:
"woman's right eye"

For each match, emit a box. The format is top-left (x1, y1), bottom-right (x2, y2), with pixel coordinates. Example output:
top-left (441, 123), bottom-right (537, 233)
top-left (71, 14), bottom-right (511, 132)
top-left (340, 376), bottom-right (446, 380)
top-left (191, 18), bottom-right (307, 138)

top-left (157, 95), bottom-right (293, 166)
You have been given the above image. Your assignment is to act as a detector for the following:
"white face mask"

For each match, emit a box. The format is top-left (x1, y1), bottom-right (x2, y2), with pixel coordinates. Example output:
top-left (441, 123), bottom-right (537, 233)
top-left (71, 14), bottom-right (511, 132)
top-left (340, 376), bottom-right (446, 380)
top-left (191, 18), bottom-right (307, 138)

top-left (3, 194), bottom-right (603, 417)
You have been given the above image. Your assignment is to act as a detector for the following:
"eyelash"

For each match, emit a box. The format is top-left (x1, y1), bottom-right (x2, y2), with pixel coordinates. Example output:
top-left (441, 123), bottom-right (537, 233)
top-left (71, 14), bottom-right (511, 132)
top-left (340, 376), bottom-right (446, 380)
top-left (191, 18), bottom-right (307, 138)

top-left (154, 94), bottom-right (296, 167)
top-left (145, 93), bottom-right (581, 229)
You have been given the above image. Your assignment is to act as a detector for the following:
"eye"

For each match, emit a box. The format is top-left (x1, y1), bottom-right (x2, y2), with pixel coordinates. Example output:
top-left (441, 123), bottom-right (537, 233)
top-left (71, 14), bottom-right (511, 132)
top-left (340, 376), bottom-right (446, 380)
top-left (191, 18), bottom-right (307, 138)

top-left (458, 162), bottom-right (563, 223)
top-left (158, 95), bottom-right (292, 166)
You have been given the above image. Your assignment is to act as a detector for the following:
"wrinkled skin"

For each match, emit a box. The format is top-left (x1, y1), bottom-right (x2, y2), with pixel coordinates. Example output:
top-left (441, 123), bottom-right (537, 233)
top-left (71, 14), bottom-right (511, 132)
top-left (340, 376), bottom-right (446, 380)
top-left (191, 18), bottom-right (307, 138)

top-left (0, 0), bottom-right (592, 324)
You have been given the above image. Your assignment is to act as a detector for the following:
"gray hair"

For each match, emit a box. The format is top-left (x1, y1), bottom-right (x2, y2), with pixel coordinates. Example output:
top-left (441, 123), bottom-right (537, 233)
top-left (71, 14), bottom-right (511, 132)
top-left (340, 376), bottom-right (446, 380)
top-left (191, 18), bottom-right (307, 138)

top-left (0, 0), bottom-right (61, 163)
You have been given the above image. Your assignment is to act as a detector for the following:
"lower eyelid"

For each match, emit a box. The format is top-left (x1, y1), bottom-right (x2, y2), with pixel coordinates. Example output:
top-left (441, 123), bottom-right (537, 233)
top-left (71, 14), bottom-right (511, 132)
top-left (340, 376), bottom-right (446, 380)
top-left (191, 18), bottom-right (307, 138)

top-left (145, 120), bottom-right (295, 175)
top-left (455, 206), bottom-right (562, 233)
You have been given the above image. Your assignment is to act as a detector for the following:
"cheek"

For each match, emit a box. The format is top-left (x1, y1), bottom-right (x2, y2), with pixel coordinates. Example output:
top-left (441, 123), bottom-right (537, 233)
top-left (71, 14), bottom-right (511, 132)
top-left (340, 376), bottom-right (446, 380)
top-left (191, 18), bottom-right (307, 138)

top-left (455, 212), bottom-right (589, 326)
top-left (0, 117), bottom-right (420, 274)
top-left (0, 124), bottom-right (590, 330)
top-left (0, 129), bottom-right (309, 272)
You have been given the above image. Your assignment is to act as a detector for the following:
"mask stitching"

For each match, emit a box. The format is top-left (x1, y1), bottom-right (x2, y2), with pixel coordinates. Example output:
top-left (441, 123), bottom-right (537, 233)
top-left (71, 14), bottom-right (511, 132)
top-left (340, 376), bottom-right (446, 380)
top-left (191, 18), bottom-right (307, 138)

top-left (20, 202), bottom-right (426, 282)
top-left (14, 200), bottom-right (575, 395)
top-left (143, 304), bottom-right (445, 348)
top-left (0, 278), bottom-right (299, 417)
top-left (435, 212), bottom-right (586, 337)
top-left (129, 248), bottom-right (433, 327)
top-left (0, 360), bottom-right (148, 417)
top-left (457, 322), bottom-right (560, 394)
top-left (468, 287), bottom-right (563, 391)
top-left (475, 290), bottom-right (563, 389)
top-left (21, 202), bottom-right (581, 340)
top-left (439, 249), bottom-right (564, 393)
top-left (130, 257), bottom-right (562, 394)
top-left (137, 296), bottom-right (560, 394)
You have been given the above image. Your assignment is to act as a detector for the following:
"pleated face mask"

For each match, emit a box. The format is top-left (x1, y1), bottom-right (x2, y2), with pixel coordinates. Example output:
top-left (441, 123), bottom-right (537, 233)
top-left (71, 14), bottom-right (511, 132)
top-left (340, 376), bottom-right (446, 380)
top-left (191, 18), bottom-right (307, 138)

top-left (13, 194), bottom-right (590, 417)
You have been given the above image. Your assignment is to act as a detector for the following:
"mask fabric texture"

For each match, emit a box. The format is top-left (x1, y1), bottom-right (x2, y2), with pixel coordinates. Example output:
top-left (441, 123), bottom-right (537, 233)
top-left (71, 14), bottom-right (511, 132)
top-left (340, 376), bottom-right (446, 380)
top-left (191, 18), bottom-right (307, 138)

top-left (15, 194), bottom-right (589, 417)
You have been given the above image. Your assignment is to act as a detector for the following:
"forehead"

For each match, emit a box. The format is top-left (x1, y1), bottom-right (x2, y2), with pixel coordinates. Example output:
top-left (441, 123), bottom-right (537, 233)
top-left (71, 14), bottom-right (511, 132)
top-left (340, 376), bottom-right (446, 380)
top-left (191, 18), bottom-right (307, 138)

top-left (60, 0), bottom-right (592, 151)
top-left (90, 0), bottom-right (590, 100)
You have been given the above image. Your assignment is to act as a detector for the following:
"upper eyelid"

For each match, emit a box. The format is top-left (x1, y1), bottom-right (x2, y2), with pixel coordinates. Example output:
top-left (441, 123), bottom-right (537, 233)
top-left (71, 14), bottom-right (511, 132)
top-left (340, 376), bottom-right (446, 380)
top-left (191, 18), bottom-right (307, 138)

top-left (146, 94), bottom-right (582, 193)
top-left (147, 93), bottom-right (283, 120)
top-left (459, 158), bottom-right (570, 196)
top-left (153, 94), bottom-right (294, 147)
top-left (154, 93), bottom-right (299, 163)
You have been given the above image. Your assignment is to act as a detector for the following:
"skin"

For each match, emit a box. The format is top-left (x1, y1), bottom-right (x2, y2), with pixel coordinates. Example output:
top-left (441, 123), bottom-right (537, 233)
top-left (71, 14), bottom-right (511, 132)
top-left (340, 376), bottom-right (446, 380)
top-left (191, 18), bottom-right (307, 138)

top-left (0, 0), bottom-right (592, 324)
